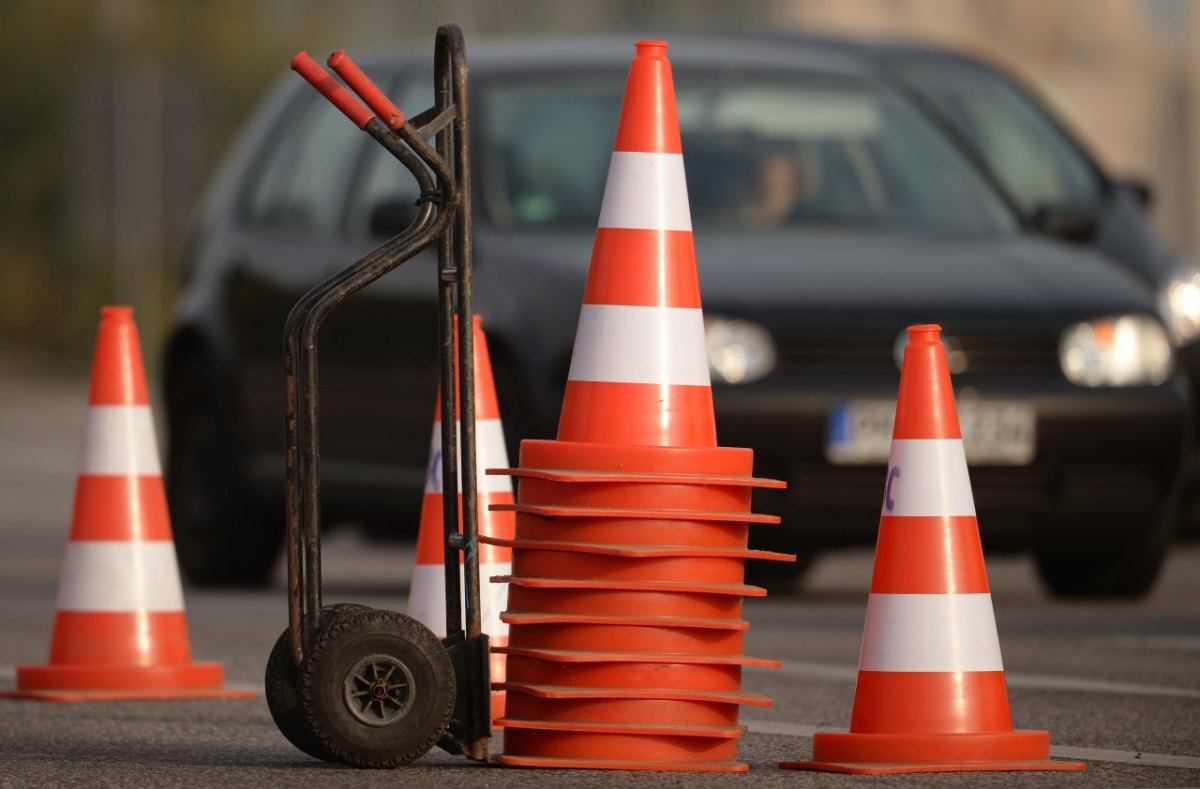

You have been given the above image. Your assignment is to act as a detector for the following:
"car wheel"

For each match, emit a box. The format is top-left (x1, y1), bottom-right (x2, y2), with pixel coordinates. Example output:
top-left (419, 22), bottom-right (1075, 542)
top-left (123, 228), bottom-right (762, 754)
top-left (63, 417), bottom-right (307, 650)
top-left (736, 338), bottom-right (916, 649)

top-left (264, 604), bottom-right (369, 760)
top-left (1035, 483), bottom-right (1179, 599)
top-left (298, 607), bottom-right (455, 768)
top-left (166, 354), bottom-right (282, 586)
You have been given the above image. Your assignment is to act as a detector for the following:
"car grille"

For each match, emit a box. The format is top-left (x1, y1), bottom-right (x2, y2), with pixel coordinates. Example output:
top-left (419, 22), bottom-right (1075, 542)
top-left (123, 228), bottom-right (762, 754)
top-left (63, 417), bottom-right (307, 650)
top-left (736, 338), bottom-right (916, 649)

top-left (774, 328), bottom-right (1062, 376)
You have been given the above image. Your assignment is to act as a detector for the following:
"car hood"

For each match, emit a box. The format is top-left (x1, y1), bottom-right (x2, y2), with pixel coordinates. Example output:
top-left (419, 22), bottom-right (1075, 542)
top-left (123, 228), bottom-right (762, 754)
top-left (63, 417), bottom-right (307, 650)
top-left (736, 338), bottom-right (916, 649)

top-left (481, 228), bottom-right (1158, 327)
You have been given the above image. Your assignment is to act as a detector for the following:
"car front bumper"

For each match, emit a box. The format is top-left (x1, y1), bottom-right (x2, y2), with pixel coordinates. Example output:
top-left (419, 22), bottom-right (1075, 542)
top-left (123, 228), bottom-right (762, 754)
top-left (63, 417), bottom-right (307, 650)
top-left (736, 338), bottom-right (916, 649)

top-left (713, 373), bottom-right (1189, 554)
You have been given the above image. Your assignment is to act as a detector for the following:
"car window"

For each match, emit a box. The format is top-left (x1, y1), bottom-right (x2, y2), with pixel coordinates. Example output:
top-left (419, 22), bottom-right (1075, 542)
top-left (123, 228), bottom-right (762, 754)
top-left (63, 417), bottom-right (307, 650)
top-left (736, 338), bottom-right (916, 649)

top-left (894, 59), bottom-right (1102, 215)
top-left (242, 89), bottom-right (363, 234)
top-left (475, 74), bottom-right (1017, 237)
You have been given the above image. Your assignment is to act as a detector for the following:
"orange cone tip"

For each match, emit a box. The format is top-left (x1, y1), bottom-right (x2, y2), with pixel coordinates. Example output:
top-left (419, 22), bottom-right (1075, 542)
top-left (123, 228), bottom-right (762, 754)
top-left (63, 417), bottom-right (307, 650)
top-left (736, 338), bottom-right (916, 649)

top-left (557, 38), bottom-right (715, 449)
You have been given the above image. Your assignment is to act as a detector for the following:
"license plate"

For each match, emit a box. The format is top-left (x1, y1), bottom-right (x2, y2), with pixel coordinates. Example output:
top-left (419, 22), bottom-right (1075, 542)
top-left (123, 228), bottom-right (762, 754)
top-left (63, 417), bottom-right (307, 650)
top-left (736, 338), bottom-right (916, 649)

top-left (826, 398), bottom-right (1036, 465)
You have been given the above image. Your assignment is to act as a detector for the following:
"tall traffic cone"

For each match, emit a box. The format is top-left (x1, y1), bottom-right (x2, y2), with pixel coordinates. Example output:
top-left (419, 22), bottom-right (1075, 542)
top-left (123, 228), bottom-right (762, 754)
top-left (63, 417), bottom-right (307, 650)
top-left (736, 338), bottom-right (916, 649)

top-left (484, 40), bottom-right (791, 772)
top-left (781, 324), bottom-right (1084, 774)
top-left (407, 316), bottom-right (515, 723)
top-left (557, 38), bottom-right (713, 450)
top-left (5, 307), bottom-right (252, 701)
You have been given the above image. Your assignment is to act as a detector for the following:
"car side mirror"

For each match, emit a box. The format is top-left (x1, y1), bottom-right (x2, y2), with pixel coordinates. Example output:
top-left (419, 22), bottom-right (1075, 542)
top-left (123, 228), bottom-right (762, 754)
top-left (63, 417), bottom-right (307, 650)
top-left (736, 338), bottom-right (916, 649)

top-left (1030, 204), bottom-right (1100, 244)
top-left (1116, 178), bottom-right (1153, 212)
top-left (369, 196), bottom-right (418, 239)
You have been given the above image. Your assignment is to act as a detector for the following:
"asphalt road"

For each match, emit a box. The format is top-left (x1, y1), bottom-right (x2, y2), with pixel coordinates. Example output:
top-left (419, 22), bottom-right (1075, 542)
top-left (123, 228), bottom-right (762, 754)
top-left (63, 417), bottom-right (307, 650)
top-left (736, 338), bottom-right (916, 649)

top-left (1, 358), bottom-right (1198, 788)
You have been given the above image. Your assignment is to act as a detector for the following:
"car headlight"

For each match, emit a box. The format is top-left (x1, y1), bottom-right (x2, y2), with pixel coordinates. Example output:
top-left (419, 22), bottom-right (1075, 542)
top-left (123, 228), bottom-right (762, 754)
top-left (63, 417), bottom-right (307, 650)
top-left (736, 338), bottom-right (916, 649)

top-left (1059, 314), bottom-right (1174, 387)
top-left (704, 315), bottom-right (776, 384)
top-left (1159, 267), bottom-right (1200, 345)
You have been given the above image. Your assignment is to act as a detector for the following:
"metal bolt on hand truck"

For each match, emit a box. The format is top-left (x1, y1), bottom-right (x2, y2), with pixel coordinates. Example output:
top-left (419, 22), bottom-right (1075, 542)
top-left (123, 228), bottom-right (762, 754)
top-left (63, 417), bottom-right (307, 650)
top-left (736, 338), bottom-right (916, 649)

top-left (263, 23), bottom-right (490, 768)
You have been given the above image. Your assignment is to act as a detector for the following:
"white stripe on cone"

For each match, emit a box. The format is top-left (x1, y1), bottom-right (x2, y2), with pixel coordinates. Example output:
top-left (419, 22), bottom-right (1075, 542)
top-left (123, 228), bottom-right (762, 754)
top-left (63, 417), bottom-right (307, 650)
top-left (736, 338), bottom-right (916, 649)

top-left (81, 406), bottom-right (161, 476)
top-left (597, 152), bottom-right (692, 231)
top-left (567, 304), bottom-right (710, 386)
top-left (56, 541), bottom-right (185, 612)
top-left (881, 439), bottom-right (976, 517)
top-left (425, 419), bottom-right (513, 495)
top-left (408, 563), bottom-right (510, 637)
top-left (858, 593), bottom-right (1003, 672)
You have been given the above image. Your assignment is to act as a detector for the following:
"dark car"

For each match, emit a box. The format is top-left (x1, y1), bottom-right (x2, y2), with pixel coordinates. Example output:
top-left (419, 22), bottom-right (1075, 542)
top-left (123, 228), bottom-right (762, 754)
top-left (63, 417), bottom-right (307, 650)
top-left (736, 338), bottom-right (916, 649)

top-left (164, 35), bottom-right (1187, 597)
top-left (843, 42), bottom-right (1200, 528)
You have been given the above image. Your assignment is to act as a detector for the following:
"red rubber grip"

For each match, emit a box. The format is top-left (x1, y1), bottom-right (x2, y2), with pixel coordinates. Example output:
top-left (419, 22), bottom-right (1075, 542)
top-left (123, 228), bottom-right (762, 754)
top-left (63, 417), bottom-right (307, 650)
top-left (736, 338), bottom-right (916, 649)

top-left (290, 51), bottom-right (374, 130)
top-left (328, 49), bottom-right (406, 129)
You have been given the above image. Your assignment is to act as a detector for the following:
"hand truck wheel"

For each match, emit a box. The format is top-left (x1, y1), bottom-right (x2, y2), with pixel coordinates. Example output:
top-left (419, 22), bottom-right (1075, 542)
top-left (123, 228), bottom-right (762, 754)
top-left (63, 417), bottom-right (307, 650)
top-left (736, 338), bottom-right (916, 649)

top-left (264, 603), bottom-right (369, 760)
top-left (298, 607), bottom-right (456, 768)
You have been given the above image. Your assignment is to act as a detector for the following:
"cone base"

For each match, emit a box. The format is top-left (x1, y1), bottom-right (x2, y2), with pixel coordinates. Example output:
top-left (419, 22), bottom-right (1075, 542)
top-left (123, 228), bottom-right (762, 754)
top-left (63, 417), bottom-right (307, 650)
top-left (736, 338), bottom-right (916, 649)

top-left (11, 661), bottom-right (252, 701)
top-left (780, 730), bottom-right (1086, 774)
top-left (1, 687), bottom-right (256, 702)
top-left (496, 754), bottom-right (747, 772)
top-left (781, 759), bottom-right (1086, 775)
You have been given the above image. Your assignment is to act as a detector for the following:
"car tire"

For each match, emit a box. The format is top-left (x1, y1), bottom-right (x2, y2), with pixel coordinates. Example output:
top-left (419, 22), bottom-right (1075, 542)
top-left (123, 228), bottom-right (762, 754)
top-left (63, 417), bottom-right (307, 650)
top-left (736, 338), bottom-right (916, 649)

top-left (1035, 482), bottom-right (1180, 599)
top-left (166, 354), bottom-right (282, 587)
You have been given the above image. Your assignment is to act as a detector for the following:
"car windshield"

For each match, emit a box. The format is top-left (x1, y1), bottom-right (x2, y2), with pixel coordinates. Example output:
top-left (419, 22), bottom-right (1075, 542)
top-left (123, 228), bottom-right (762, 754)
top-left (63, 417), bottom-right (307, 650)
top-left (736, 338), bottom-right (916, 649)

top-left (477, 74), bottom-right (1017, 236)
top-left (893, 58), bottom-right (1103, 214)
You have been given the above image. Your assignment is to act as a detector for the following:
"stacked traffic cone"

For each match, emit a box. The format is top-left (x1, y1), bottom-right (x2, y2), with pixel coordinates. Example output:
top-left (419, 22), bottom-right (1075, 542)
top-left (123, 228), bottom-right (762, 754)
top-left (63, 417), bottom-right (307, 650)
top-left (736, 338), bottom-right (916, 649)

top-left (5, 307), bottom-right (252, 701)
top-left (482, 40), bottom-right (791, 772)
top-left (781, 324), bottom-right (1085, 774)
top-left (407, 316), bottom-right (515, 723)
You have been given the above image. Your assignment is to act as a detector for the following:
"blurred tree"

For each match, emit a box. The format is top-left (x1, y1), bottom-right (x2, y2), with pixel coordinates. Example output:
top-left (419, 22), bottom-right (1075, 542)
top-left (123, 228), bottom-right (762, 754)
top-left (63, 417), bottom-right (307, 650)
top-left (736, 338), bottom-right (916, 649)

top-left (0, 0), bottom-right (340, 362)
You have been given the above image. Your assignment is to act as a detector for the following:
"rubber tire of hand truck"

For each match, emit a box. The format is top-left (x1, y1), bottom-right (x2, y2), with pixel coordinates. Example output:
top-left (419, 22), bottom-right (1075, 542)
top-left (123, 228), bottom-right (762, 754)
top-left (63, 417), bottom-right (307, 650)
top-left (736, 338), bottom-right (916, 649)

top-left (265, 604), bottom-right (369, 761)
top-left (299, 607), bottom-right (456, 768)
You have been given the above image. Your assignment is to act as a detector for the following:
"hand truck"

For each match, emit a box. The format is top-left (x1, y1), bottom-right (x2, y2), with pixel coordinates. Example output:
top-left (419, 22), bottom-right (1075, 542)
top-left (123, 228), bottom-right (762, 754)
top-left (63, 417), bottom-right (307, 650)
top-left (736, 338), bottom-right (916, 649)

top-left (263, 23), bottom-right (490, 768)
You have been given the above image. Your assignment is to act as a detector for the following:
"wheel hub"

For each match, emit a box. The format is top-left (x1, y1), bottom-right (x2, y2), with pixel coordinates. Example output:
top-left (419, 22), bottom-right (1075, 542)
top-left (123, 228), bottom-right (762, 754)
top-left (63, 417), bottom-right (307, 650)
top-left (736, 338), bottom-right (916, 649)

top-left (343, 654), bottom-right (415, 727)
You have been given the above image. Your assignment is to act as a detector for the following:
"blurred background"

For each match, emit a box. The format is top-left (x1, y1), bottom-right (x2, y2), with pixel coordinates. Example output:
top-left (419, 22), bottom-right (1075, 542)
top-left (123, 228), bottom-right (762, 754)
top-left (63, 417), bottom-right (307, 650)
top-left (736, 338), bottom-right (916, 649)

top-left (1, 0), bottom-right (1197, 368)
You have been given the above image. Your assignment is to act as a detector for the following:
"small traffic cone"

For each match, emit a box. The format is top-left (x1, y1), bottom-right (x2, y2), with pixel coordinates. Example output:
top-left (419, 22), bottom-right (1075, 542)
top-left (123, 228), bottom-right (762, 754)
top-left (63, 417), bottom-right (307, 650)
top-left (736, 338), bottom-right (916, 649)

top-left (407, 316), bottom-right (515, 723)
top-left (781, 324), bottom-right (1084, 774)
top-left (485, 40), bottom-right (789, 772)
top-left (557, 39), bottom-right (713, 449)
top-left (5, 306), bottom-right (252, 701)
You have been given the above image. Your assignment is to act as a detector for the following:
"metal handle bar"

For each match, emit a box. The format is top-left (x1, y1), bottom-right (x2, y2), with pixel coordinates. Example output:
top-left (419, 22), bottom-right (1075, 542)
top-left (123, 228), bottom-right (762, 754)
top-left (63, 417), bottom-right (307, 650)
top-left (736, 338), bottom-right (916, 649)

top-left (328, 50), bottom-right (406, 129)
top-left (285, 55), bottom-right (459, 664)
top-left (290, 52), bottom-right (374, 129)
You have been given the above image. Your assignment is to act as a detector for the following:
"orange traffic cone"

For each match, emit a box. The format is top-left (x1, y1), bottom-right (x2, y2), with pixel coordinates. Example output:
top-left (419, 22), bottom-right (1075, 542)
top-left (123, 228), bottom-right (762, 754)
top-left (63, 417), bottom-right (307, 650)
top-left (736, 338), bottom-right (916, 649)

top-left (557, 38), bottom-right (713, 450)
top-left (407, 316), bottom-right (515, 723)
top-left (781, 324), bottom-right (1084, 774)
top-left (484, 40), bottom-right (790, 772)
top-left (5, 307), bottom-right (252, 701)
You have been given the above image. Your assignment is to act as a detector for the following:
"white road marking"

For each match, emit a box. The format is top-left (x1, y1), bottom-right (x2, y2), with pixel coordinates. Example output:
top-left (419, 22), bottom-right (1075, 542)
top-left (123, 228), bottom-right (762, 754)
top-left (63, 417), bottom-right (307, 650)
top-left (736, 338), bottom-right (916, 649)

top-left (1088, 635), bottom-right (1200, 652)
top-left (1007, 671), bottom-right (1200, 700)
top-left (742, 719), bottom-right (1200, 770)
top-left (752, 660), bottom-right (1200, 700)
top-left (1048, 745), bottom-right (1200, 770)
top-left (743, 719), bottom-right (819, 738)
